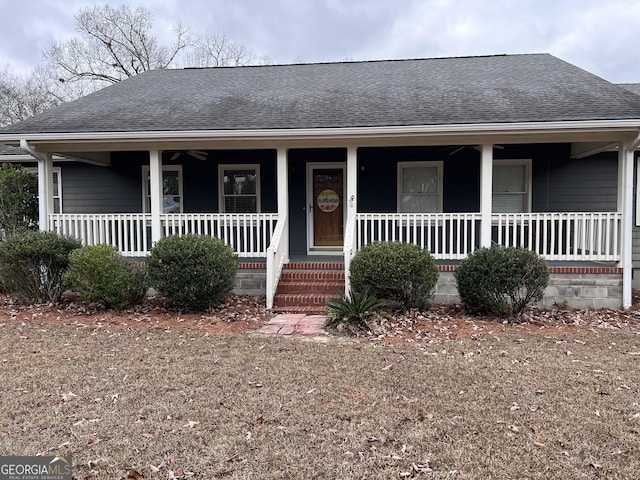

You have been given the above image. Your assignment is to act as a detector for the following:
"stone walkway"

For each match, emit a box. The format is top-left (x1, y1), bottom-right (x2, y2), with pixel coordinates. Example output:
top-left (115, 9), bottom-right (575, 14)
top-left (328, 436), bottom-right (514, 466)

top-left (258, 314), bottom-right (328, 336)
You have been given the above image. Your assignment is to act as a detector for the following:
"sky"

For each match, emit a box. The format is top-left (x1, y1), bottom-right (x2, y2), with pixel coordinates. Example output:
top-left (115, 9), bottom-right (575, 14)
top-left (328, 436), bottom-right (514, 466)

top-left (1, 0), bottom-right (640, 83)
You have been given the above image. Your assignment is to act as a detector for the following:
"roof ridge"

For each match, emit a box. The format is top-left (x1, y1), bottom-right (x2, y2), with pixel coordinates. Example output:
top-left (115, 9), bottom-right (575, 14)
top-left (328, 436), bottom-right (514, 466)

top-left (179, 52), bottom-right (551, 71)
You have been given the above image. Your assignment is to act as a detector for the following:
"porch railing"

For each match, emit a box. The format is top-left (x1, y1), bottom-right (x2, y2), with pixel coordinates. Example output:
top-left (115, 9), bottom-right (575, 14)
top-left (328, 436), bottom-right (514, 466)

top-left (350, 211), bottom-right (622, 262)
top-left (160, 213), bottom-right (279, 257)
top-left (48, 213), bottom-right (280, 258)
top-left (266, 214), bottom-right (288, 309)
top-left (492, 212), bottom-right (621, 261)
top-left (354, 213), bottom-right (482, 260)
top-left (49, 213), bottom-right (151, 257)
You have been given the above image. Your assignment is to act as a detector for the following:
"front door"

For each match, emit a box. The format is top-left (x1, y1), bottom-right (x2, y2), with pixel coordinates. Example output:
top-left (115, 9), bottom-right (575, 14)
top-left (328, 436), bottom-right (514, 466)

top-left (308, 164), bottom-right (345, 252)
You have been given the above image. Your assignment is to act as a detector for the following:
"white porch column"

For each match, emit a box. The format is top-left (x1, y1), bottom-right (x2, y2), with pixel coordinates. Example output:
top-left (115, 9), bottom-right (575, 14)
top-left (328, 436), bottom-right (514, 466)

top-left (479, 143), bottom-right (493, 248)
top-left (346, 146), bottom-right (358, 212)
top-left (37, 152), bottom-right (54, 231)
top-left (149, 150), bottom-right (163, 244)
top-left (619, 142), bottom-right (634, 309)
top-left (276, 147), bottom-right (289, 260)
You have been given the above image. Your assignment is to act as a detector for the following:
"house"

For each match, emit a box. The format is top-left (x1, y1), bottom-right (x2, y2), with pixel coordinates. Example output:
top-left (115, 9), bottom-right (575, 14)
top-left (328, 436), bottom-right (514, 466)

top-left (2, 53), bottom-right (640, 310)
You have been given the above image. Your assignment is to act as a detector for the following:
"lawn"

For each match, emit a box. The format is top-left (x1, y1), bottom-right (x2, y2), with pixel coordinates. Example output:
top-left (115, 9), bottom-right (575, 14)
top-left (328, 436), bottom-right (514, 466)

top-left (0, 317), bottom-right (638, 479)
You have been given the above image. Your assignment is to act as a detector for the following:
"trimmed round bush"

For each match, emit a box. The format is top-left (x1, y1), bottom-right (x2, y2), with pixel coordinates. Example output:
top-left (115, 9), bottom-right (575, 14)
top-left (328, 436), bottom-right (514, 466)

top-left (147, 234), bottom-right (238, 310)
top-left (0, 230), bottom-right (82, 303)
top-left (64, 244), bottom-right (147, 309)
top-left (349, 241), bottom-right (438, 309)
top-left (455, 245), bottom-right (549, 318)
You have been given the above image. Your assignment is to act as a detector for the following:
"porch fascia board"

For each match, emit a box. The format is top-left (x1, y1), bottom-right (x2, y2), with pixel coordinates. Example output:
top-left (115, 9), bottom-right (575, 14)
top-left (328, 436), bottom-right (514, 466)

top-left (3, 119), bottom-right (640, 153)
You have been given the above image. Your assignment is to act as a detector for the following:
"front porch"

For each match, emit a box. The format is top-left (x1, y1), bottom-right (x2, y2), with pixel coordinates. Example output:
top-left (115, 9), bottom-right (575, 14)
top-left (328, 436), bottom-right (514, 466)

top-left (25, 134), bottom-right (637, 311)
top-left (46, 210), bottom-right (625, 309)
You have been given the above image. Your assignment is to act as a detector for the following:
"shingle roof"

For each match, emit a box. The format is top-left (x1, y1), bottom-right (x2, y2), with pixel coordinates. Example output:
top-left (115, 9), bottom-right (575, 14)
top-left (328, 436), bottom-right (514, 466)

top-left (0, 144), bottom-right (28, 155)
top-left (3, 53), bottom-right (640, 135)
top-left (619, 83), bottom-right (640, 96)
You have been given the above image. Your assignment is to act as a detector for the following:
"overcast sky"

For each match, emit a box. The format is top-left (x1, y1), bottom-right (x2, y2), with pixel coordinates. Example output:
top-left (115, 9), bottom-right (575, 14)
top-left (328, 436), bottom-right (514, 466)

top-left (1, 0), bottom-right (639, 83)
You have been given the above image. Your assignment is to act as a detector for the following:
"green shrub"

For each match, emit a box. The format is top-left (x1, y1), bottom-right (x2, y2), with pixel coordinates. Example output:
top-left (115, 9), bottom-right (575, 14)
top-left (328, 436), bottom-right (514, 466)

top-left (455, 245), bottom-right (549, 318)
top-left (64, 244), bottom-right (147, 309)
top-left (0, 230), bottom-right (81, 303)
top-left (0, 164), bottom-right (38, 240)
top-left (349, 241), bottom-right (439, 310)
top-left (326, 286), bottom-right (383, 333)
top-left (147, 234), bottom-right (238, 310)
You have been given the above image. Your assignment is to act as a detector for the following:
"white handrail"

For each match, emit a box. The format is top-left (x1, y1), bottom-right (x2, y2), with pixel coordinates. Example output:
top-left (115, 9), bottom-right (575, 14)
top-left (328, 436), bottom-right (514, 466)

top-left (160, 213), bottom-right (278, 257)
top-left (48, 213), bottom-right (151, 257)
top-left (48, 213), bottom-right (280, 258)
top-left (352, 212), bottom-right (621, 262)
top-left (266, 214), bottom-right (288, 309)
top-left (355, 212), bottom-right (482, 260)
top-left (492, 212), bottom-right (621, 261)
top-left (343, 209), bottom-right (358, 296)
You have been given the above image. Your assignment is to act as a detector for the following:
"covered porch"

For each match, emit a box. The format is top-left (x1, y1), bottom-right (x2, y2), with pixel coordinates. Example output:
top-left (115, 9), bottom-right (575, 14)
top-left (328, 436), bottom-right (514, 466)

top-left (27, 134), bottom-right (638, 310)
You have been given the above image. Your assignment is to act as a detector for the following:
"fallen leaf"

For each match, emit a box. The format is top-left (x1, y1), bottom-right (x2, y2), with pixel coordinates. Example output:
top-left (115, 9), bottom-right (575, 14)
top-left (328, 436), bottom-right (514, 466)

top-left (126, 469), bottom-right (144, 480)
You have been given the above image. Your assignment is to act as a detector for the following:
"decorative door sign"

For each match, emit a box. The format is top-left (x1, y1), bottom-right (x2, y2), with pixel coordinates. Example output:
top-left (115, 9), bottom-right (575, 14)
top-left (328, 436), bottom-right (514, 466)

top-left (317, 189), bottom-right (340, 212)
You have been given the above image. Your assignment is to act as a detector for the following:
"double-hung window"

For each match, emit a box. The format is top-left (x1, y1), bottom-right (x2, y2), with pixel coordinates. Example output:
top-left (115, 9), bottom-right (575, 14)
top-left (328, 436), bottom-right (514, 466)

top-left (142, 165), bottom-right (183, 213)
top-left (492, 160), bottom-right (531, 213)
top-left (219, 165), bottom-right (261, 213)
top-left (397, 161), bottom-right (443, 213)
top-left (28, 167), bottom-right (62, 213)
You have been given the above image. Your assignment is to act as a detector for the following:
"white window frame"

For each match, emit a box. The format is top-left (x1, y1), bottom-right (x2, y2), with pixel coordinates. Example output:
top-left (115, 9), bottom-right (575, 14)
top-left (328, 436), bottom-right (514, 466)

top-left (142, 165), bottom-right (183, 213)
top-left (218, 164), bottom-right (261, 213)
top-left (397, 161), bottom-right (443, 213)
top-left (28, 166), bottom-right (62, 214)
top-left (492, 159), bottom-right (532, 213)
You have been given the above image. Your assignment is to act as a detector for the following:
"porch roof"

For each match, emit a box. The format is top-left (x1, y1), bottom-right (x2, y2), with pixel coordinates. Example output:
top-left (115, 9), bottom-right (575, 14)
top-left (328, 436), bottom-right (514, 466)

top-left (3, 54), bottom-right (640, 138)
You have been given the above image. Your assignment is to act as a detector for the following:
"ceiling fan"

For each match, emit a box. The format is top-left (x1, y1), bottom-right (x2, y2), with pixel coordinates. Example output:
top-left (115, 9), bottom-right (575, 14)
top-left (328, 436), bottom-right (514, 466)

top-left (441, 145), bottom-right (504, 156)
top-left (169, 150), bottom-right (208, 161)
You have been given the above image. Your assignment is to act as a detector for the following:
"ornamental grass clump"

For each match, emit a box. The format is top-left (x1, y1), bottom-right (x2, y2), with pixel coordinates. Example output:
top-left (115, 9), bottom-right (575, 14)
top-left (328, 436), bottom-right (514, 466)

top-left (147, 234), bottom-right (238, 311)
top-left (349, 241), bottom-right (438, 310)
top-left (455, 245), bottom-right (549, 319)
top-left (64, 244), bottom-right (147, 309)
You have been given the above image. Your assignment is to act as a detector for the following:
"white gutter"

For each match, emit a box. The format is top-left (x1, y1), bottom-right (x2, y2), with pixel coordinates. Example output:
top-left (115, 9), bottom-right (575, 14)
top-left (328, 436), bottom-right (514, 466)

top-left (2, 119), bottom-right (640, 145)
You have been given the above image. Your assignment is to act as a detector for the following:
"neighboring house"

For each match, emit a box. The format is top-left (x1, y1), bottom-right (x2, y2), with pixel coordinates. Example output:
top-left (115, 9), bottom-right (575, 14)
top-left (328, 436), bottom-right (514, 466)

top-left (2, 53), bottom-right (640, 310)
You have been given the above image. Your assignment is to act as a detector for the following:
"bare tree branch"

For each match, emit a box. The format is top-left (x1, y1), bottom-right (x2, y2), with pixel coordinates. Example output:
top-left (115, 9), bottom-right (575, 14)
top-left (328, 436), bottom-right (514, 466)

top-left (43, 5), bottom-right (192, 90)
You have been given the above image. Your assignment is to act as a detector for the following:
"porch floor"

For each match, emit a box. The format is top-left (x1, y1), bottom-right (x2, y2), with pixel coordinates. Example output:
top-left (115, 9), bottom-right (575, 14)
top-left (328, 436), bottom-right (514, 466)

top-left (257, 314), bottom-right (328, 336)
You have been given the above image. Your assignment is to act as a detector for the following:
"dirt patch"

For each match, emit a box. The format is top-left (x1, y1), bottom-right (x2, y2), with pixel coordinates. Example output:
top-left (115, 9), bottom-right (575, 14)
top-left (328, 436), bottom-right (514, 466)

top-left (2, 293), bottom-right (640, 343)
top-left (0, 293), bottom-right (274, 336)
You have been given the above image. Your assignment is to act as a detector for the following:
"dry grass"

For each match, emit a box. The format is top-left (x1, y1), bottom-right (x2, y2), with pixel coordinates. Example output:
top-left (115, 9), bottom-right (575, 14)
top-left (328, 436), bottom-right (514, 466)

top-left (0, 319), bottom-right (639, 479)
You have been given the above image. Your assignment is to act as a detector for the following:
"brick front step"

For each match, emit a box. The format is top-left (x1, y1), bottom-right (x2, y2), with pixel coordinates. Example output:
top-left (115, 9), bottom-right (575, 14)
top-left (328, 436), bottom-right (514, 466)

top-left (276, 281), bottom-right (344, 294)
top-left (272, 262), bottom-right (344, 313)
top-left (270, 305), bottom-right (332, 314)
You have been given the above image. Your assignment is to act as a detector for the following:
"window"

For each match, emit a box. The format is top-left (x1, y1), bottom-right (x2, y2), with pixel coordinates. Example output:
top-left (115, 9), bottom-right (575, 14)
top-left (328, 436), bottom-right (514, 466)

top-left (492, 159), bottom-right (531, 213)
top-left (28, 167), bottom-right (62, 213)
top-left (397, 161), bottom-right (443, 213)
top-left (142, 165), bottom-right (183, 213)
top-left (219, 165), bottom-right (261, 213)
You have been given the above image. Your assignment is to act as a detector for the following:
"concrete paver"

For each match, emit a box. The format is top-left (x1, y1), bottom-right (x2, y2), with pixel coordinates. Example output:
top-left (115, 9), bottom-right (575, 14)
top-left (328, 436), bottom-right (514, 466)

top-left (258, 314), bottom-right (328, 336)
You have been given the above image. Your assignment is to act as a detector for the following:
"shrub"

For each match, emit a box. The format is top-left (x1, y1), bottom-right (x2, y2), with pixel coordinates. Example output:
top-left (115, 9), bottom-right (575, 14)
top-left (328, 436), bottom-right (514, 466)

top-left (0, 230), bottom-right (81, 303)
top-left (455, 245), bottom-right (549, 318)
top-left (326, 286), bottom-right (383, 333)
top-left (0, 164), bottom-right (38, 240)
top-left (147, 234), bottom-right (238, 310)
top-left (349, 241), bottom-right (439, 310)
top-left (64, 244), bottom-right (147, 309)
